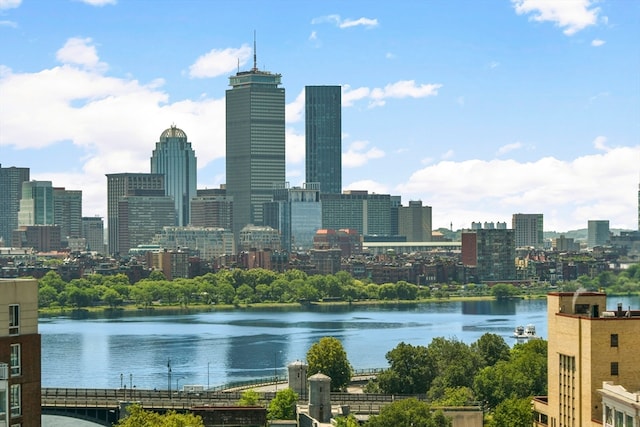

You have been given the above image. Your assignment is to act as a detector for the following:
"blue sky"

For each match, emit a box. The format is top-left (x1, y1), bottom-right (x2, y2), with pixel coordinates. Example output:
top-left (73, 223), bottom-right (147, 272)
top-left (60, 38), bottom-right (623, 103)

top-left (1, 0), bottom-right (638, 232)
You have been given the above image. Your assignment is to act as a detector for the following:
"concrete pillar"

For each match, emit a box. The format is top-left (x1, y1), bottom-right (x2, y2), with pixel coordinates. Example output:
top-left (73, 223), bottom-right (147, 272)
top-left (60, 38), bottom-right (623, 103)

top-left (308, 373), bottom-right (331, 423)
top-left (287, 360), bottom-right (308, 397)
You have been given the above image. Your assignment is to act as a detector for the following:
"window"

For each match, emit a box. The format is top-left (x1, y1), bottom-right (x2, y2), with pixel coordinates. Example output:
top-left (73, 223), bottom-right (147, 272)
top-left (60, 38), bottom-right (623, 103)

top-left (611, 334), bottom-right (619, 347)
top-left (10, 344), bottom-right (21, 377)
top-left (9, 305), bottom-right (19, 335)
top-left (0, 389), bottom-right (6, 421)
top-left (611, 362), bottom-right (619, 376)
top-left (10, 384), bottom-right (20, 417)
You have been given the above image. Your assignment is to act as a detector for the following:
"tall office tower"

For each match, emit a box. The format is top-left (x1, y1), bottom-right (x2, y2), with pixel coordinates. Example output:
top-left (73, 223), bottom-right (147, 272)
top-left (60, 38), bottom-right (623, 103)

top-left (390, 196), bottom-right (402, 236)
top-left (532, 292), bottom-right (640, 427)
top-left (190, 188), bottom-right (233, 230)
top-left (150, 125), bottom-right (197, 226)
top-left (587, 220), bottom-right (610, 248)
top-left (398, 200), bottom-right (432, 242)
top-left (226, 46), bottom-right (285, 241)
top-left (0, 165), bottom-right (29, 246)
top-left (18, 180), bottom-right (54, 227)
top-left (320, 191), bottom-right (392, 237)
top-left (81, 216), bottom-right (104, 253)
top-left (512, 213), bottom-right (544, 248)
top-left (263, 182), bottom-right (322, 252)
top-left (106, 173), bottom-right (165, 255)
top-left (461, 228), bottom-right (516, 282)
top-left (117, 195), bottom-right (175, 254)
top-left (305, 85), bottom-right (342, 194)
top-left (0, 278), bottom-right (42, 424)
top-left (53, 187), bottom-right (82, 246)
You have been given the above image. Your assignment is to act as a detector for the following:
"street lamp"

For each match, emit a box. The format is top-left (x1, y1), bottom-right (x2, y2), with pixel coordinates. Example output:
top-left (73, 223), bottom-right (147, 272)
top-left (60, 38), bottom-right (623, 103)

top-left (274, 350), bottom-right (282, 392)
top-left (167, 359), bottom-right (172, 396)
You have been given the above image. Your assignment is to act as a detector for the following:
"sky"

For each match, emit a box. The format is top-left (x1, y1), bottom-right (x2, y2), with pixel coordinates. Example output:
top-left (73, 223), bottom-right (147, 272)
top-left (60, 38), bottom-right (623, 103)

top-left (1, 0), bottom-right (639, 233)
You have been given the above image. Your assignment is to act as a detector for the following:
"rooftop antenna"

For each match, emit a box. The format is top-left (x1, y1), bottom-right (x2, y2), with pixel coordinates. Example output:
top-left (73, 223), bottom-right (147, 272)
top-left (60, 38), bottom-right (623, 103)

top-left (252, 30), bottom-right (257, 72)
top-left (237, 58), bottom-right (240, 73)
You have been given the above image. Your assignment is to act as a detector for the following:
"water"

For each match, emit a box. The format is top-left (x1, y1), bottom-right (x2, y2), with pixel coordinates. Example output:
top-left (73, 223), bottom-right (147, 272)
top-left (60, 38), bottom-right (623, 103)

top-left (40, 296), bottom-right (639, 390)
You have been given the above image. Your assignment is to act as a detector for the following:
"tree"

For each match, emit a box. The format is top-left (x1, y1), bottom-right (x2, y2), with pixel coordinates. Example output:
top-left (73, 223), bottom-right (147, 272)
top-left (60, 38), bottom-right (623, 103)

top-left (238, 389), bottom-right (260, 406)
top-left (489, 397), bottom-right (533, 427)
top-left (365, 398), bottom-right (452, 427)
top-left (471, 333), bottom-right (511, 367)
top-left (490, 283), bottom-right (519, 299)
top-left (115, 404), bottom-right (204, 426)
top-left (376, 342), bottom-right (435, 394)
top-left (431, 386), bottom-right (475, 406)
top-left (306, 336), bottom-right (353, 391)
top-left (267, 388), bottom-right (298, 419)
top-left (425, 337), bottom-right (482, 401)
top-left (335, 414), bottom-right (359, 427)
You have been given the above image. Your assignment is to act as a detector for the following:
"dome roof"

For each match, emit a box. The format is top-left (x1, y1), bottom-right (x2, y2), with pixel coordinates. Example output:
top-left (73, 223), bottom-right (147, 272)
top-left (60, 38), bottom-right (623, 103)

top-left (160, 124), bottom-right (187, 140)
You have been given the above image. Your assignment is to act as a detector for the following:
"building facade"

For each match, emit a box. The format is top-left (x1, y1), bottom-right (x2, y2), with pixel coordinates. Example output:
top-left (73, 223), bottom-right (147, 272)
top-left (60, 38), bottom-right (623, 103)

top-left (18, 181), bottom-right (53, 228)
top-left (398, 200), bottom-right (432, 242)
top-left (588, 220), bottom-right (610, 248)
top-left (461, 228), bottom-right (516, 282)
top-left (0, 165), bottom-right (30, 246)
top-left (106, 173), bottom-right (165, 255)
top-left (0, 278), bottom-right (41, 426)
top-left (512, 213), bottom-right (544, 248)
top-left (81, 216), bottom-right (104, 253)
top-left (226, 54), bottom-right (285, 241)
top-left (53, 187), bottom-right (82, 246)
top-left (151, 226), bottom-right (235, 260)
top-left (533, 292), bottom-right (640, 427)
top-left (117, 196), bottom-right (175, 255)
top-left (320, 191), bottom-right (392, 237)
top-left (305, 85), bottom-right (342, 195)
top-left (190, 189), bottom-right (233, 230)
top-left (11, 225), bottom-right (61, 253)
top-left (150, 125), bottom-right (197, 227)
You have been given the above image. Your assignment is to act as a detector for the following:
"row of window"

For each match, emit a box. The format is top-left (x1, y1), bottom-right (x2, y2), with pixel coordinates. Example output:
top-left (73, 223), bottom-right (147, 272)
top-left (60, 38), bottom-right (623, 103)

top-left (5, 304), bottom-right (23, 422)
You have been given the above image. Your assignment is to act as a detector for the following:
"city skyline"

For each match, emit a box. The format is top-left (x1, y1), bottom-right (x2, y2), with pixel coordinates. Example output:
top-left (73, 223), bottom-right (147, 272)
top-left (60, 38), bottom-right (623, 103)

top-left (1, 0), bottom-right (639, 232)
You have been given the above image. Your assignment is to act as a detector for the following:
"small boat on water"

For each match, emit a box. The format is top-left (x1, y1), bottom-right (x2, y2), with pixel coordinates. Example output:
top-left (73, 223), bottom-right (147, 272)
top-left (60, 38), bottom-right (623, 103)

top-left (513, 324), bottom-right (540, 339)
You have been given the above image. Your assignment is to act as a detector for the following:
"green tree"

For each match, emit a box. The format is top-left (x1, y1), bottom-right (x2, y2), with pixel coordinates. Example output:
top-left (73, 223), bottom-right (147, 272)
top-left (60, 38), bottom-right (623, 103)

top-left (471, 333), bottom-right (511, 367)
top-left (490, 283), bottom-right (519, 299)
top-left (306, 337), bottom-right (353, 391)
top-left (115, 404), bottom-right (204, 426)
top-left (366, 398), bottom-right (452, 427)
top-left (39, 270), bottom-right (66, 293)
top-left (335, 414), bottom-right (360, 427)
top-left (238, 389), bottom-right (260, 406)
top-left (426, 337), bottom-right (482, 401)
top-left (376, 342), bottom-right (435, 394)
top-left (396, 281), bottom-right (418, 300)
top-left (267, 388), bottom-right (298, 420)
top-left (39, 285), bottom-right (59, 307)
top-left (489, 397), bottom-right (533, 427)
top-left (148, 270), bottom-right (166, 281)
top-left (102, 287), bottom-right (123, 309)
top-left (431, 386), bottom-right (475, 406)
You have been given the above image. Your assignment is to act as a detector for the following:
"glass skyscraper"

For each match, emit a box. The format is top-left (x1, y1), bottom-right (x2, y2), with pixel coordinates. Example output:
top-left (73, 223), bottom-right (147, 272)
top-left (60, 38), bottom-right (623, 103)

top-left (150, 125), bottom-right (197, 226)
top-left (0, 164), bottom-right (30, 245)
top-left (305, 85), bottom-right (342, 194)
top-left (18, 180), bottom-right (54, 226)
top-left (226, 57), bottom-right (285, 240)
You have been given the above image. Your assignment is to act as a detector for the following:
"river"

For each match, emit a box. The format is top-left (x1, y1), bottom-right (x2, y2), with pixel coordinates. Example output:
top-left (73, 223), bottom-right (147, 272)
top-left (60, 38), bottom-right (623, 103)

top-left (39, 296), bottom-right (640, 390)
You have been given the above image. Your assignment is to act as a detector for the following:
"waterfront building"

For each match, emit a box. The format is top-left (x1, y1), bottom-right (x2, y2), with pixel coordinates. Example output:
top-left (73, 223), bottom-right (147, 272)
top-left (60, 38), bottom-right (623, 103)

top-left (320, 191), bottom-right (392, 237)
top-left (53, 187), bottom-right (82, 246)
top-left (150, 125), bottom-right (197, 226)
top-left (588, 220), bottom-right (610, 248)
top-left (106, 173), bottom-right (165, 255)
top-left (533, 292), bottom-right (640, 427)
top-left (146, 250), bottom-right (190, 280)
top-left (151, 226), bottom-right (235, 260)
top-left (0, 165), bottom-right (29, 246)
top-left (117, 196), bottom-right (175, 255)
top-left (81, 216), bottom-right (104, 253)
top-left (263, 183), bottom-right (322, 252)
top-left (238, 225), bottom-right (281, 252)
top-left (226, 46), bottom-right (285, 241)
top-left (190, 188), bottom-right (233, 230)
top-left (17, 181), bottom-right (53, 227)
top-left (398, 200), bottom-right (432, 242)
top-left (305, 85), bottom-right (342, 194)
top-left (461, 228), bottom-right (516, 282)
top-left (0, 278), bottom-right (41, 425)
top-left (512, 213), bottom-right (544, 248)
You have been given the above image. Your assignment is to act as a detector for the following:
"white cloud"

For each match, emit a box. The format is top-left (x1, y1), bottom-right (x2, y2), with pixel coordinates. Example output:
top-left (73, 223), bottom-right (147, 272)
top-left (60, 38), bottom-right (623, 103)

top-left (591, 39), bottom-right (605, 47)
top-left (396, 146), bottom-right (640, 231)
top-left (78, 0), bottom-right (116, 5)
top-left (343, 81), bottom-right (442, 108)
top-left (496, 142), bottom-right (523, 156)
top-left (385, 52), bottom-right (396, 59)
top-left (0, 0), bottom-right (21, 10)
top-left (309, 31), bottom-right (317, 41)
top-left (285, 127), bottom-right (305, 166)
top-left (441, 149), bottom-right (454, 160)
top-left (311, 14), bottom-right (378, 29)
top-left (512, 0), bottom-right (600, 35)
top-left (489, 61), bottom-right (500, 69)
top-left (593, 135), bottom-right (610, 151)
top-left (0, 20), bottom-right (17, 28)
top-left (343, 140), bottom-right (385, 168)
top-left (56, 38), bottom-right (107, 71)
top-left (188, 45), bottom-right (252, 78)
top-left (286, 89), bottom-right (305, 124)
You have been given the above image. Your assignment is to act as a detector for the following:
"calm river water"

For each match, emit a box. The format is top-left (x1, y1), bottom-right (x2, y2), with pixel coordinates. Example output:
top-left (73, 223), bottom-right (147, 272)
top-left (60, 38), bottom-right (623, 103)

top-left (40, 296), bottom-right (640, 390)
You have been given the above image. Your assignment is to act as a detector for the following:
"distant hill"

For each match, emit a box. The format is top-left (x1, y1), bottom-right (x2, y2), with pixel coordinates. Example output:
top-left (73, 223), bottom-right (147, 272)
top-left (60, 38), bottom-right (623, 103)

top-left (544, 229), bottom-right (634, 242)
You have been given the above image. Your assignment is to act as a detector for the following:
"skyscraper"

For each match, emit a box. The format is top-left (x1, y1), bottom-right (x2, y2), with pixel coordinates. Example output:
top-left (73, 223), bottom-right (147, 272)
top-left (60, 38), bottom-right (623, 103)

top-left (81, 216), bottom-right (104, 253)
top-left (587, 220), bottom-right (610, 248)
top-left (512, 213), bottom-right (544, 248)
top-left (0, 164), bottom-right (29, 245)
top-left (398, 200), bottom-right (432, 242)
top-left (226, 44), bottom-right (285, 241)
top-left (53, 187), bottom-right (82, 245)
top-left (150, 125), bottom-right (197, 226)
top-left (18, 180), bottom-right (54, 227)
top-left (106, 173), bottom-right (165, 255)
top-left (305, 85), bottom-right (342, 194)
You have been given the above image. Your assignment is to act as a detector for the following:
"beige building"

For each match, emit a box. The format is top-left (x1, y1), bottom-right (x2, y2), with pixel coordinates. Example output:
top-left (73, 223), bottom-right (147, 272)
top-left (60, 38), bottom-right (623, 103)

top-left (0, 278), bottom-right (41, 426)
top-left (533, 292), bottom-right (640, 427)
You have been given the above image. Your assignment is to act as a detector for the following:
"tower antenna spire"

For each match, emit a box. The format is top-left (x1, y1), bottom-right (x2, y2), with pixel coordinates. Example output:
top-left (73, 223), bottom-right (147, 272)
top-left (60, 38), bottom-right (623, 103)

top-left (253, 30), bottom-right (257, 71)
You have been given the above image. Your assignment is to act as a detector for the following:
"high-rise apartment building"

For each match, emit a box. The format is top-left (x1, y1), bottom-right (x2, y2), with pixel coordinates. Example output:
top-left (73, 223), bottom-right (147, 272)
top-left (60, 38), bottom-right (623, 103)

top-left (461, 228), bottom-right (516, 282)
top-left (320, 191), bottom-right (392, 237)
top-left (81, 217), bottom-right (104, 253)
top-left (190, 188), bottom-right (233, 230)
top-left (117, 196), bottom-right (175, 255)
top-left (150, 125), bottom-right (197, 226)
top-left (226, 49), bottom-right (285, 240)
top-left (18, 181), bottom-right (53, 227)
top-left (0, 165), bottom-right (29, 246)
top-left (53, 187), bottom-right (82, 245)
top-left (587, 220), bottom-right (610, 248)
top-left (398, 200), bottom-right (432, 242)
top-left (0, 278), bottom-right (41, 425)
top-left (305, 85), bottom-right (342, 195)
top-left (533, 292), bottom-right (640, 427)
top-left (512, 213), bottom-right (544, 248)
top-left (106, 173), bottom-right (165, 255)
